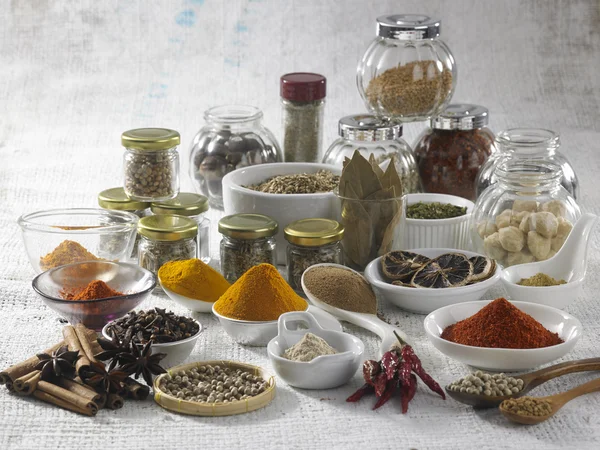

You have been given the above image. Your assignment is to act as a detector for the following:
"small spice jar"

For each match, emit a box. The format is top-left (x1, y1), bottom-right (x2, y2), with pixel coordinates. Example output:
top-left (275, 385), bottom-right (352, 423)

top-left (218, 213), bottom-right (277, 284)
top-left (280, 73), bottom-right (326, 162)
top-left (413, 104), bottom-right (496, 200)
top-left (137, 215), bottom-right (198, 283)
top-left (151, 193), bottom-right (211, 264)
top-left (122, 128), bottom-right (180, 202)
top-left (284, 218), bottom-right (344, 291)
top-left (322, 114), bottom-right (421, 193)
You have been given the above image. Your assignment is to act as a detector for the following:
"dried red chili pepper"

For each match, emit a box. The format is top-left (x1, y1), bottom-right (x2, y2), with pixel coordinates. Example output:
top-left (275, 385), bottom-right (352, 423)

top-left (373, 380), bottom-right (396, 410)
top-left (381, 350), bottom-right (400, 381)
top-left (407, 374), bottom-right (418, 402)
top-left (399, 373), bottom-right (418, 414)
top-left (346, 383), bottom-right (373, 402)
top-left (363, 359), bottom-right (381, 386)
top-left (373, 372), bottom-right (388, 397)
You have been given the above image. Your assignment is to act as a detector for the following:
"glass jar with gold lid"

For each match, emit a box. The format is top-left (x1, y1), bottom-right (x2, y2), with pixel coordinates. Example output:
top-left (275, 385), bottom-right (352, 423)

top-left (284, 218), bottom-right (344, 291)
top-left (218, 213), bottom-right (277, 284)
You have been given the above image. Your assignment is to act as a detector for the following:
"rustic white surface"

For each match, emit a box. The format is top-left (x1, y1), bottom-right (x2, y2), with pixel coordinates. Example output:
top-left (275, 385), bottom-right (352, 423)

top-left (1, 0), bottom-right (600, 449)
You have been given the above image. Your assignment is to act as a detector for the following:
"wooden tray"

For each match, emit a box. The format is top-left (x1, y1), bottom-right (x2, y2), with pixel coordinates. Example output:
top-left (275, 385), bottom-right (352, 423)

top-left (153, 360), bottom-right (276, 416)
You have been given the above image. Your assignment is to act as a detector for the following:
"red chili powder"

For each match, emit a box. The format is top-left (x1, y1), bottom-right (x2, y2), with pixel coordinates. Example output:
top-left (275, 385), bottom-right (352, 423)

top-left (61, 280), bottom-right (124, 301)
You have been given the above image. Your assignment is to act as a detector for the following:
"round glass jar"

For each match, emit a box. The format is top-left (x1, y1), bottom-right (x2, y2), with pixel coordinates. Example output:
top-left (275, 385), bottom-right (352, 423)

top-left (218, 213), bottom-right (278, 284)
top-left (471, 160), bottom-right (580, 267)
top-left (284, 218), bottom-right (344, 291)
top-left (356, 14), bottom-right (456, 121)
top-left (189, 105), bottom-right (283, 209)
top-left (122, 128), bottom-right (180, 202)
top-left (151, 193), bottom-right (211, 264)
top-left (475, 128), bottom-right (579, 200)
top-left (322, 114), bottom-right (421, 193)
top-left (413, 104), bottom-right (495, 200)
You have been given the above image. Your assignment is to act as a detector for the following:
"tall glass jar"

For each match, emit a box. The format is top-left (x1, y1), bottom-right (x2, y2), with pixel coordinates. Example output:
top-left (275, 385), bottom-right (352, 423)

top-left (218, 213), bottom-right (277, 284)
top-left (122, 128), bottom-right (180, 202)
top-left (357, 14), bottom-right (456, 121)
top-left (475, 128), bottom-right (579, 199)
top-left (188, 105), bottom-right (282, 209)
top-left (322, 114), bottom-right (421, 193)
top-left (471, 160), bottom-right (580, 267)
top-left (151, 193), bottom-right (211, 264)
top-left (284, 218), bottom-right (344, 291)
top-left (280, 73), bottom-right (326, 163)
top-left (413, 104), bottom-right (495, 200)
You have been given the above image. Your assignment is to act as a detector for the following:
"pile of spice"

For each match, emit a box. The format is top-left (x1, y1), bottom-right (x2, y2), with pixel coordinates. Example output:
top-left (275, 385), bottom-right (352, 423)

top-left (501, 396), bottom-right (553, 417)
top-left (40, 240), bottom-right (100, 270)
top-left (302, 265), bottom-right (376, 315)
top-left (283, 333), bottom-right (338, 362)
top-left (517, 273), bottom-right (567, 287)
top-left (406, 202), bottom-right (467, 220)
top-left (213, 263), bottom-right (307, 321)
top-left (441, 297), bottom-right (563, 349)
top-left (61, 280), bottom-right (124, 301)
top-left (158, 258), bottom-right (230, 302)
top-left (246, 170), bottom-right (339, 194)
top-left (447, 371), bottom-right (524, 397)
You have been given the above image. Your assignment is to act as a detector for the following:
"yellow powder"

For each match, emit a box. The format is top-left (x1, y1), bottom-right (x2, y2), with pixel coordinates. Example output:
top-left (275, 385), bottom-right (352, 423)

top-left (158, 259), bottom-right (230, 302)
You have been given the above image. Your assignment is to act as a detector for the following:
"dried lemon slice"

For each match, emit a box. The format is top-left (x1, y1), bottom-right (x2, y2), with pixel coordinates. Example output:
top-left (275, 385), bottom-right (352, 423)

top-left (468, 256), bottom-right (496, 283)
top-left (381, 251), bottom-right (430, 281)
top-left (411, 253), bottom-right (473, 288)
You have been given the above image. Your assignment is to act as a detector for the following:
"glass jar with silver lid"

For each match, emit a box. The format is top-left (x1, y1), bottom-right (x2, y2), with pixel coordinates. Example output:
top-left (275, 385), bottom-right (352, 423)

top-left (322, 114), bottom-right (421, 193)
top-left (356, 14), bottom-right (456, 121)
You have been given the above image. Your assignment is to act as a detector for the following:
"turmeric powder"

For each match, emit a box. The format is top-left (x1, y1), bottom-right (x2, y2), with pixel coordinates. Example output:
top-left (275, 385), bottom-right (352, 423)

top-left (40, 240), bottom-right (100, 271)
top-left (214, 263), bottom-right (307, 321)
top-left (158, 259), bottom-right (230, 302)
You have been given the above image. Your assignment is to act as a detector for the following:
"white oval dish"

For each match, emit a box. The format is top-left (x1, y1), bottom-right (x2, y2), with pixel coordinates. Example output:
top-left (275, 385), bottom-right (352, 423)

top-left (423, 300), bottom-right (582, 371)
top-left (160, 283), bottom-right (214, 313)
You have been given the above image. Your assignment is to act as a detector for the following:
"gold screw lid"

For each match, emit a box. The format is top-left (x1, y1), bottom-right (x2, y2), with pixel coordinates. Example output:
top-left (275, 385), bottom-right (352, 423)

top-left (218, 214), bottom-right (278, 240)
top-left (151, 193), bottom-right (209, 216)
top-left (98, 187), bottom-right (151, 211)
top-left (284, 218), bottom-right (344, 247)
top-left (121, 128), bottom-right (180, 151)
top-left (138, 214), bottom-right (198, 241)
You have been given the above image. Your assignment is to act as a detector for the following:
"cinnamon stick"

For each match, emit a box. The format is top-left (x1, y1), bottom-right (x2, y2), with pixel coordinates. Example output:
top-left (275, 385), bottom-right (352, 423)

top-left (13, 370), bottom-right (41, 395)
top-left (0, 341), bottom-right (65, 385)
top-left (107, 393), bottom-right (124, 409)
top-left (56, 377), bottom-right (106, 409)
top-left (124, 378), bottom-right (150, 400)
top-left (74, 323), bottom-right (99, 363)
top-left (62, 326), bottom-right (90, 375)
top-left (37, 380), bottom-right (98, 415)
top-left (33, 390), bottom-right (94, 416)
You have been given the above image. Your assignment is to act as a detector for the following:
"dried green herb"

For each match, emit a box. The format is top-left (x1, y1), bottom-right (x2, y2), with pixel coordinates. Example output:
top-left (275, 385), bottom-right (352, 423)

top-left (406, 202), bottom-right (467, 220)
top-left (246, 170), bottom-right (339, 194)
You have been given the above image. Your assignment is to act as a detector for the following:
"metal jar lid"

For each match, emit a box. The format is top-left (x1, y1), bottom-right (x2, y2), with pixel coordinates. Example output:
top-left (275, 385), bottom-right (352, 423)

top-left (376, 14), bottom-right (441, 40)
top-left (138, 215), bottom-right (198, 241)
top-left (339, 114), bottom-right (403, 141)
top-left (280, 73), bottom-right (327, 102)
top-left (284, 218), bottom-right (344, 247)
top-left (98, 187), bottom-right (151, 211)
top-left (431, 104), bottom-right (489, 131)
top-left (151, 193), bottom-right (209, 217)
top-left (121, 128), bottom-right (180, 151)
top-left (218, 213), bottom-right (278, 240)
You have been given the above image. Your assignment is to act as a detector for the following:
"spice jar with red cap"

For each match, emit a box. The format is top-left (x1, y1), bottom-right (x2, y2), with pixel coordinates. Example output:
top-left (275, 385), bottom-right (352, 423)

top-left (280, 72), bottom-right (326, 162)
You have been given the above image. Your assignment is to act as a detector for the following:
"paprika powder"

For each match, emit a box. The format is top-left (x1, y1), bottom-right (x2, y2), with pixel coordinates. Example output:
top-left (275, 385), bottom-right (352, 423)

top-left (61, 280), bottom-right (124, 301)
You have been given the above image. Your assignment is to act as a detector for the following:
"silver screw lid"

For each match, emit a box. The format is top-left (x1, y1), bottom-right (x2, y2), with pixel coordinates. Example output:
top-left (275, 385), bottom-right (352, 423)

top-left (431, 104), bottom-right (489, 131)
top-left (338, 114), bottom-right (403, 141)
top-left (376, 14), bottom-right (441, 40)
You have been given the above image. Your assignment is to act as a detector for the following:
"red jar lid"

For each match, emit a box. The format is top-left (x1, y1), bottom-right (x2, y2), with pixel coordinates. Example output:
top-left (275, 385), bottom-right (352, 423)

top-left (280, 73), bottom-right (326, 102)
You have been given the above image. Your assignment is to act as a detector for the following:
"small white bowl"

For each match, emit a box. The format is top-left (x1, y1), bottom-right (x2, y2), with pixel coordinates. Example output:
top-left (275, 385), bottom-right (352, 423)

top-left (424, 300), bottom-right (582, 371)
top-left (267, 311), bottom-right (364, 390)
top-left (404, 193), bottom-right (474, 250)
top-left (222, 162), bottom-right (341, 263)
top-left (160, 283), bottom-right (214, 313)
top-left (364, 248), bottom-right (500, 314)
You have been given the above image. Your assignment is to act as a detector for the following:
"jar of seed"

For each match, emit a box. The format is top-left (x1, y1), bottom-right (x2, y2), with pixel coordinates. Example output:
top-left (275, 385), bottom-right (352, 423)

top-left (284, 218), bottom-right (344, 291)
top-left (122, 128), bottom-right (180, 202)
top-left (151, 193), bottom-right (211, 264)
top-left (218, 213), bottom-right (277, 284)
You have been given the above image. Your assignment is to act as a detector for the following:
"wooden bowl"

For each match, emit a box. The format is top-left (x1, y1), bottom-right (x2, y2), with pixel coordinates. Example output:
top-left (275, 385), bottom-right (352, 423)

top-left (153, 360), bottom-right (276, 416)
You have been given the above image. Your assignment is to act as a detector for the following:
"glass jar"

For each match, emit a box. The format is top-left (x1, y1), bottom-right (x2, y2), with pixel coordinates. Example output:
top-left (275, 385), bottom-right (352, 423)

top-left (98, 187), bottom-right (150, 260)
top-left (281, 73), bottom-right (326, 162)
top-left (322, 114), bottom-right (421, 193)
top-left (188, 105), bottom-right (283, 209)
top-left (475, 128), bottom-right (579, 199)
top-left (471, 160), bottom-right (580, 267)
top-left (413, 104), bottom-right (496, 201)
top-left (356, 14), bottom-right (456, 122)
top-left (284, 218), bottom-right (344, 291)
top-left (122, 128), bottom-right (180, 202)
top-left (218, 213), bottom-right (277, 284)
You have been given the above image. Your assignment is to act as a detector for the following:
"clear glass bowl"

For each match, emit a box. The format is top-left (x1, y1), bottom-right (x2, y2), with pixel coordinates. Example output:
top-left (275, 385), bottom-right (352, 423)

top-left (18, 208), bottom-right (138, 274)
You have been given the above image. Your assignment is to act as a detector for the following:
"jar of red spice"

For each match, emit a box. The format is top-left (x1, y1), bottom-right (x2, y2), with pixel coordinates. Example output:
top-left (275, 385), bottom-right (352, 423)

top-left (413, 104), bottom-right (495, 201)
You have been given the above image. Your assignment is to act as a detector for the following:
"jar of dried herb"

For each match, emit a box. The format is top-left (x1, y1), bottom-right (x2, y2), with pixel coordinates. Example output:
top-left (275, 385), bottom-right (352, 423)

top-left (413, 104), bottom-right (495, 201)
top-left (284, 218), bottom-right (344, 291)
top-left (122, 128), bottom-right (180, 202)
top-left (218, 213), bottom-right (278, 284)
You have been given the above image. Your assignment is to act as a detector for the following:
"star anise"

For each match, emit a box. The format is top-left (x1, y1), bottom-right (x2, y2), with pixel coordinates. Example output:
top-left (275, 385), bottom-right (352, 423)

top-left (119, 341), bottom-right (167, 386)
top-left (96, 327), bottom-right (133, 370)
top-left (35, 345), bottom-right (80, 381)
top-left (80, 361), bottom-right (128, 395)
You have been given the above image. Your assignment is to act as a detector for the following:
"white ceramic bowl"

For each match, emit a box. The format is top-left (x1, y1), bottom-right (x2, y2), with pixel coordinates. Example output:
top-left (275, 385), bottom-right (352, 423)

top-left (424, 300), bottom-right (582, 371)
top-left (267, 311), bottom-right (364, 390)
top-left (364, 248), bottom-right (500, 314)
top-left (222, 162), bottom-right (341, 263)
top-left (404, 193), bottom-right (474, 250)
top-left (160, 283), bottom-right (214, 313)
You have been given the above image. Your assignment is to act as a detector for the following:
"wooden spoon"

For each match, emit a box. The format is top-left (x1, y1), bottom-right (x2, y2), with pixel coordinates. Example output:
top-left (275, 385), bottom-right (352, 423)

top-left (499, 377), bottom-right (600, 425)
top-left (446, 357), bottom-right (600, 408)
